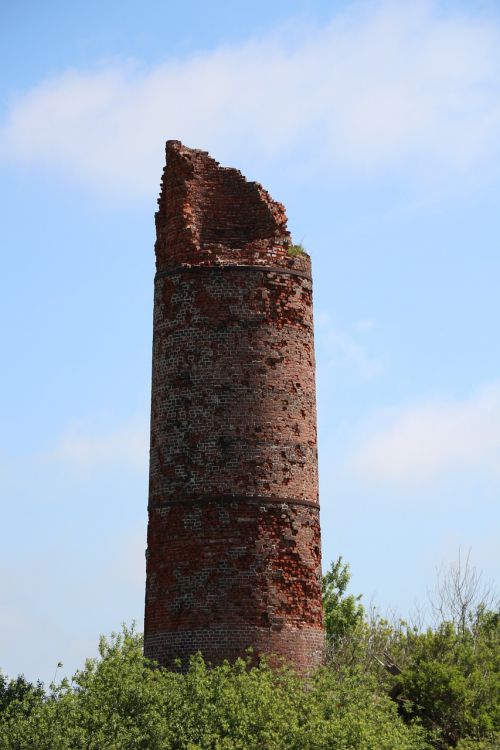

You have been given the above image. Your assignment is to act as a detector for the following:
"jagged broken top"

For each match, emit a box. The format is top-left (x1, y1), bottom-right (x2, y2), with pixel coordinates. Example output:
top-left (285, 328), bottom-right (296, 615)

top-left (155, 141), bottom-right (306, 273)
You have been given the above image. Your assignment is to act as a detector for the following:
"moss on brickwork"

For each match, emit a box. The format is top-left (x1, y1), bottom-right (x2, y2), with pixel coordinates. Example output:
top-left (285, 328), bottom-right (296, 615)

top-left (287, 243), bottom-right (307, 257)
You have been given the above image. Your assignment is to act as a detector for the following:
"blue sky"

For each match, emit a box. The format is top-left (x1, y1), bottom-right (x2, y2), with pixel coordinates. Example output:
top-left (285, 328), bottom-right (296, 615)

top-left (1, 0), bottom-right (499, 683)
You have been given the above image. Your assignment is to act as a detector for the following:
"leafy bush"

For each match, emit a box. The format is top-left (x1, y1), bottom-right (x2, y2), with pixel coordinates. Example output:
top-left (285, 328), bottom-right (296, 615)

top-left (323, 557), bottom-right (364, 649)
top-left (322, 560), bottom-right (499, 749)
top-left (1, 558), bottom-right (497, 749)
top-left (0, 673), bottom-right (44, 715)
top-left (394, 612), bottom-right (500, 748)
top-left (0, 626), bottom-right (428, 750)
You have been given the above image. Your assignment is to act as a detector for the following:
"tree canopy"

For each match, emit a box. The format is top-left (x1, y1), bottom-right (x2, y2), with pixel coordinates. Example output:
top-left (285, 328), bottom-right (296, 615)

top-left (0, 558), bottom-right (498, 750)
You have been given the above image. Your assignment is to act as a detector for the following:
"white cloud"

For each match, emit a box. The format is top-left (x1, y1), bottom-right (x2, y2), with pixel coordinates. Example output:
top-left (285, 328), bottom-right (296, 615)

top-left (355, 319), bottom-right (376, 333)
top-left (46, 418), bottom-right (148, 472)
top-left (316, 311), bottom-right (382, 380)
top-left (346, 382), bottom-right (500, 486)
top-left (1, 1), bottom-right (499, 197)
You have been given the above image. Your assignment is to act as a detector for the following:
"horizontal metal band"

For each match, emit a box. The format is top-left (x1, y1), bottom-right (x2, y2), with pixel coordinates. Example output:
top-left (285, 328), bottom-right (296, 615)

top-left (148, 494), bottom-right (319, 510)
top-left (155, 264), bottom-right (312, 282)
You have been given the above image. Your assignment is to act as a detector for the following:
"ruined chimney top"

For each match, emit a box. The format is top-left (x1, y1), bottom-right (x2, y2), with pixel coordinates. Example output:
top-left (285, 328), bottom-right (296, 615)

top-left (154, 142), bottom-right (304, 273)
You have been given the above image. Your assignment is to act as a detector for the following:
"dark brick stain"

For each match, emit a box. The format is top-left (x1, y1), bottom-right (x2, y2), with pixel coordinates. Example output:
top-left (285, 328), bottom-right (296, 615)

top-left (144, 141), bottom-right (323, 673)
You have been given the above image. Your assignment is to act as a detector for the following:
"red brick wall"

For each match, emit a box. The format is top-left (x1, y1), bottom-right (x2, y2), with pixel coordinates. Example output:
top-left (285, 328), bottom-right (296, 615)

top-left (144, 142), bottom-right (323, 672)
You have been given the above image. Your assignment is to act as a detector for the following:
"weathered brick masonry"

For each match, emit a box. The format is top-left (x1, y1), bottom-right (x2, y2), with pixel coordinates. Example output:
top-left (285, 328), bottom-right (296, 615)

top-left (144, 141), bottom-right (324, 672)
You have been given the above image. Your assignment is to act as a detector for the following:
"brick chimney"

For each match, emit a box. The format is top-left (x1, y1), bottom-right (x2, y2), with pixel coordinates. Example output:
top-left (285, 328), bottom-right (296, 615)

top-left (144, 142), bottom-right (324, 671)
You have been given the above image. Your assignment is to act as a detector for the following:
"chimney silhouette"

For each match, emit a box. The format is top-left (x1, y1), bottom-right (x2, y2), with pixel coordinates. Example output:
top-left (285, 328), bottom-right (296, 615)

top-left (144, 142), bottom-right (323, 671)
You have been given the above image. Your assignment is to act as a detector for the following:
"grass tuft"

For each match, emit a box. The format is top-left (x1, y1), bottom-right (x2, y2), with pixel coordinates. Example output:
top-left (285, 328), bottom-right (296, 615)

top-left (287, 243), bottom-right (307, 256)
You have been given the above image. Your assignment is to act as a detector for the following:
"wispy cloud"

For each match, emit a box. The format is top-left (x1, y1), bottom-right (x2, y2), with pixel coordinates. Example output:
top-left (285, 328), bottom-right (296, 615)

top-left (346, 382), bottom-right (500, 487)
top-left (45, 418), bottom-right (148, 472)
top-left (1, 1), bottom-right (499, 197)
top-left (316, 311), bottom-right (382, 380)
top-left (355, 319), bottom-right (376, 334)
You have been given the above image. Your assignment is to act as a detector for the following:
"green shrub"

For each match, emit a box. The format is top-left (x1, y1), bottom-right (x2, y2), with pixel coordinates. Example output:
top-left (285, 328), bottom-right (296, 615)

top-left (394, 612), bottom-right (500, 749)
top-left (1, 558), bottom-right (497, 750)
top-left (0, 626), bottom-right (428, 750)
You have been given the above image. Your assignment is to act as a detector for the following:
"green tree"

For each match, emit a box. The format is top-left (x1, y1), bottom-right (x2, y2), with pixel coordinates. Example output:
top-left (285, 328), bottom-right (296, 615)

top-left (0, 625), bottom-right (429, 750)
top-left (393, 610), bottom-right (499, 748)
top-left (1, 557), bottom-right (497, 749)
top-left (322, 557), bottom-right (364, 648)
top-left (0, 673), bottom-right (44, 715)
top-left (321, 554), bottom-right (499, 749)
